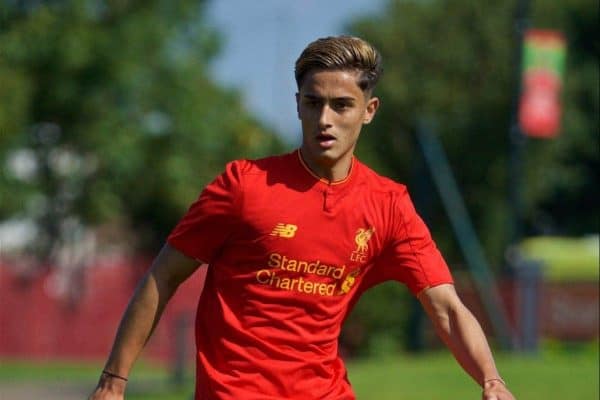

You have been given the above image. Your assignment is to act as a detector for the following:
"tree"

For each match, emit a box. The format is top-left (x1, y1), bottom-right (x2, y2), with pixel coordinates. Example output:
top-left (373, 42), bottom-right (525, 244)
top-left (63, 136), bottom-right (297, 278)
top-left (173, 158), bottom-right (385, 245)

top-left (0, 0), bottom-right (283, 262)
top-left (341, 0), bottom-right (598, 354)
top-left (350, 0), bottom-right (598, 264)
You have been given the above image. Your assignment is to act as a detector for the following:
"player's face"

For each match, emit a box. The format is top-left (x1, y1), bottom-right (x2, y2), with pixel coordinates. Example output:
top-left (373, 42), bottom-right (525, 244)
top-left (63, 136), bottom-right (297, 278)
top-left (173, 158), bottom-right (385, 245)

top-left (296, 69), bottom-right (379, 180)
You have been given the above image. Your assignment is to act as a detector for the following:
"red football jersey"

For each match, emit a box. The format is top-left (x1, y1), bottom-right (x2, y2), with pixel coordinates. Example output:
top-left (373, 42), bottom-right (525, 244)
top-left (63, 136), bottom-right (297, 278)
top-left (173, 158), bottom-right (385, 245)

top-left (167, 150), bottom-right (453, 400)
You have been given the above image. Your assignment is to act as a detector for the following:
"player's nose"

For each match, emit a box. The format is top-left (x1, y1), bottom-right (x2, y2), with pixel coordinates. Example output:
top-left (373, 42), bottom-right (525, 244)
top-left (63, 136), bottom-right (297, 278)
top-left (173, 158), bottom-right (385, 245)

top-left (318, 104), bottom-right (334, 129)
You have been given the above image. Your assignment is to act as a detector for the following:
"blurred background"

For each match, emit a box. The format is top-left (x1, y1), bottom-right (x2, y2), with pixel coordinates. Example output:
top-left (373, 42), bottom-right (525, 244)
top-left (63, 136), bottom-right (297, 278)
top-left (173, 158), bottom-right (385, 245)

top-left (0, 0), bottom-right (597, 399)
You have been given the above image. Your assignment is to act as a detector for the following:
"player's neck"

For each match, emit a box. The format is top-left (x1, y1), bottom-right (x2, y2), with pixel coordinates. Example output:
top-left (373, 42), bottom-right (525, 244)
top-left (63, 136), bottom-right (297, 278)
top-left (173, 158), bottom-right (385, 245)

top-left (298, 148), bottom-right (353, 183)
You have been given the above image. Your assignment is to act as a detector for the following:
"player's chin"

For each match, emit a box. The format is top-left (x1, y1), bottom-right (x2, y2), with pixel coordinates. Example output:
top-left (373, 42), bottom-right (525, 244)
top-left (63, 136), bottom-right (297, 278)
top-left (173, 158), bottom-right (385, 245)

top-left (305, 142), bottom-right (334, 157)
top-left (313, 146), bottom-right (338, 159)
top-left (315, 152), bottom-right (343, 169)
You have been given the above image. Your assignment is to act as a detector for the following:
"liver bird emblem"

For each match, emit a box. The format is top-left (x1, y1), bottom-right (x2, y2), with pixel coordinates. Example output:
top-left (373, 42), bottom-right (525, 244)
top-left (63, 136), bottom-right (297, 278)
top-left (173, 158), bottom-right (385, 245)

top-left (354, 227), bottom-right (375, 253)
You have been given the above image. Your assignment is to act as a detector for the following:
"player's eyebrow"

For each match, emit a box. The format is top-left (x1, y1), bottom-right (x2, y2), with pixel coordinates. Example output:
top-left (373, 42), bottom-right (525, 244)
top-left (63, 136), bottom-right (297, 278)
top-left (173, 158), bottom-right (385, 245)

top-left (302, 94), bottom-right (323, 100)
top-left (302, 94), bottom-right (356, 103)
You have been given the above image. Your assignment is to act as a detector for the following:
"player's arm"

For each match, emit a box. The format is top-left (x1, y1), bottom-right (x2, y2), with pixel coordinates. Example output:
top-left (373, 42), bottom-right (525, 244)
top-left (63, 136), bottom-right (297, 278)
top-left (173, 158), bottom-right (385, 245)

top-left (88, 243), bottom-right (200, 400)
top-left (418, 284), bottom-right (516, 400)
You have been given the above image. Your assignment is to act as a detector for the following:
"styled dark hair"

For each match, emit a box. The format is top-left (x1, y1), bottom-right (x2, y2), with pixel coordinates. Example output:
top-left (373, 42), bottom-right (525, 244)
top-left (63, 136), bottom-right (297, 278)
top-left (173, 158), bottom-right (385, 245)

top-left (295, 36), bottom-right (383, 94)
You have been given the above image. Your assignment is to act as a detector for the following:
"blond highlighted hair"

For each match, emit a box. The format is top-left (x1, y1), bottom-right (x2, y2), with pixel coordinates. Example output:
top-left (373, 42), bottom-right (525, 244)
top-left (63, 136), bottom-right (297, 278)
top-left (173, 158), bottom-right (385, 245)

top-left (295, 36), bottom-right (383, 94)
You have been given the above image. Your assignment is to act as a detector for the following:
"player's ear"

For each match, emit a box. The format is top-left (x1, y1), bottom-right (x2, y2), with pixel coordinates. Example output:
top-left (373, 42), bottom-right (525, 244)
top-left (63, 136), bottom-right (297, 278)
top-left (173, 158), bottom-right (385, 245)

top-left (295, 92), bottom-right (300, 119)
top-left (363, 96), bottom-right (380, 125)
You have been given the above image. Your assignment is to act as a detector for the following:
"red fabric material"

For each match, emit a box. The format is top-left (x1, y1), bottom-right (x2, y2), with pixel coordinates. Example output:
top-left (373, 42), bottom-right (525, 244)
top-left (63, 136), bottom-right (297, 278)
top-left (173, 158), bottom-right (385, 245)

top-left (167, 150), bottom-right (453, 400)
top-left (0, 259), bottom-right (205, 362)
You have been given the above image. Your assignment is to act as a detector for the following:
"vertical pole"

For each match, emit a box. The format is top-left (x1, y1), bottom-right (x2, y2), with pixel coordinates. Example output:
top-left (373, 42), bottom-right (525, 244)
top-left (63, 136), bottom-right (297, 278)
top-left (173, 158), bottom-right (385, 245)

top-left (405, 135), bottom-right (433, 352)
top-left (416, 120), bottom-right (516, 349)
top-left (507, 0), bottom-right (545, 352)
top-left (515, 259), bottom-right (541, 352)
top-left (172, 314), bottom-right (188, 387)
top-left (508, 0), bottom-right (531, 246)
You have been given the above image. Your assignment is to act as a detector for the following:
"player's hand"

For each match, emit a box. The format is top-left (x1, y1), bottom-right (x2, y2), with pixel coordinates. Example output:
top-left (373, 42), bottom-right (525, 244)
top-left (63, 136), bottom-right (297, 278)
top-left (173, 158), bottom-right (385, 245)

top-left (88, 374), bottom-right (127, 400)
top-left (482, 379), bottom-right (516, 400)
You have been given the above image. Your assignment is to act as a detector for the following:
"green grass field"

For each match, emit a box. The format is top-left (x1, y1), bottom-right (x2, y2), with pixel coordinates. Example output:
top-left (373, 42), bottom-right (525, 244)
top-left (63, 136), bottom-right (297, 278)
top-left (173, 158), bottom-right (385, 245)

top-left (1, 348), bottom-right (598, 399)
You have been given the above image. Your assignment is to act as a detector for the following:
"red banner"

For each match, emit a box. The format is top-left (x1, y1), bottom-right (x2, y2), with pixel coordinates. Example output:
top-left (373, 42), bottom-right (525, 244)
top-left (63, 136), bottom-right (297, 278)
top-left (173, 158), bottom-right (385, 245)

top-left (519, 30), bottom-right (566, 138)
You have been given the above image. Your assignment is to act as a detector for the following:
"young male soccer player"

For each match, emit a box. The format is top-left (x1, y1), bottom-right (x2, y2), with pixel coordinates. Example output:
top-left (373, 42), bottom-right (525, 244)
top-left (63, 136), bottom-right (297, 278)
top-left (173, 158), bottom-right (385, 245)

top-left (90, 36), bottom-right (516, 400)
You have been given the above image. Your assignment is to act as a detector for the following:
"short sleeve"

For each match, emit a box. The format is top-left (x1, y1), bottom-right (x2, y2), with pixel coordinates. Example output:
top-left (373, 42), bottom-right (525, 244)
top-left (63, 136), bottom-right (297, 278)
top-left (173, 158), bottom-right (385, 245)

top-left (167, 161), bottom-right (244, 263)
top-left (375, 188), bottom-right (453, 295)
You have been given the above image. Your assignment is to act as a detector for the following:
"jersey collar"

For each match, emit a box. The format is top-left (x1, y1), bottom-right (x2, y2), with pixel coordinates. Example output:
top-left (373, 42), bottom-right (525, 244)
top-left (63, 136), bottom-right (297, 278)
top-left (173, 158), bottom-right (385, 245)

top-left (296, 149), bottom-right (356, 187)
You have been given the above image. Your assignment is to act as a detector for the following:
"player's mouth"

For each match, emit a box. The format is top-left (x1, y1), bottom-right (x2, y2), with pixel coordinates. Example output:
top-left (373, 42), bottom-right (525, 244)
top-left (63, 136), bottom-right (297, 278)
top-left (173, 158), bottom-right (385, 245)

top-left (316, 133), bottom-right (336, 149)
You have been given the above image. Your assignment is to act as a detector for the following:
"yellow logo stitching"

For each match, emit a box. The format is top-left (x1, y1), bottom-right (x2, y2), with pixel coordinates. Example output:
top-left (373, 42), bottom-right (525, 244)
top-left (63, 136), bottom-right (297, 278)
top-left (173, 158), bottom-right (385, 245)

top-left (270, 223), bottom-right (298, 238)
top-left (350, 227), bottom-right (375, 262)
top-left (339, 269), bottom-right (361, 294)
top-left (354, 227), bottom-right (375, 253)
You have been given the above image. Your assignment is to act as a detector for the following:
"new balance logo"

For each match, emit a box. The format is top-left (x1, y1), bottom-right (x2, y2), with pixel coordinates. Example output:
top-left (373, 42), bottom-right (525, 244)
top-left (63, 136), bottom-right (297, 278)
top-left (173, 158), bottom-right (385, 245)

top-left (270, 223), bottom-right (298, 238)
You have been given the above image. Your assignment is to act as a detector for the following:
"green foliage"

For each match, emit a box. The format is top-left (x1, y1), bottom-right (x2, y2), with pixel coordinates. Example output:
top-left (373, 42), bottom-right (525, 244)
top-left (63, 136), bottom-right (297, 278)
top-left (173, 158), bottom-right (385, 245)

top-left (343, 0), bottom-right (597, 354)
top-left (342, 282), bottom-right (410, 357)
top-left (350, 0), bottom-right (598, 265)
top-left (0, 0), bottom-right (283, 254)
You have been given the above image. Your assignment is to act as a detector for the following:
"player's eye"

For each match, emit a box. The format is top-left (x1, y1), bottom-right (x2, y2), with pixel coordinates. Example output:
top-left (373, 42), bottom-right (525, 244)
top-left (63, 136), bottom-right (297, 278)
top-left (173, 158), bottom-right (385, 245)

top-left (333, 101), bottom-right (351, 111)
top-left (305, 99), bottom-right (321, 108)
